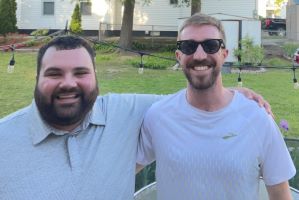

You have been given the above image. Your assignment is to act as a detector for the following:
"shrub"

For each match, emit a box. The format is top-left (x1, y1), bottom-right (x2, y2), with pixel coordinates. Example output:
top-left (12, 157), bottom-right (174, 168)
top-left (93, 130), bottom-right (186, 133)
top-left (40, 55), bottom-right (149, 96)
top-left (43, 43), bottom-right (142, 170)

top-left (70, 3), bottom-right (82, 34)
top-left (128, 52), bottom-right (175, 70)
top-left (233, 36), bottom-right (264, 66)
top-left (282, 43), bottom-right (299, 58)
top-left (132, 41), bottom-right (148, 51)
top-left (30, 29), bottom-right (49, 38)
top-left (93, 42), bottom-right (117, 53)
top-left (0, 0), bottom-right (17, 36)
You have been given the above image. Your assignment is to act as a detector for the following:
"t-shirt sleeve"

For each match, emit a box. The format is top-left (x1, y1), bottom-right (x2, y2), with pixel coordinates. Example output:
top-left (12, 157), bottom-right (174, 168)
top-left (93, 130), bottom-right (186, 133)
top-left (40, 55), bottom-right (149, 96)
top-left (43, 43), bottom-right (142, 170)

top-left (136, 110), bottom-right (156, 166)
top-left (261, 116), bottom-right (296, 186)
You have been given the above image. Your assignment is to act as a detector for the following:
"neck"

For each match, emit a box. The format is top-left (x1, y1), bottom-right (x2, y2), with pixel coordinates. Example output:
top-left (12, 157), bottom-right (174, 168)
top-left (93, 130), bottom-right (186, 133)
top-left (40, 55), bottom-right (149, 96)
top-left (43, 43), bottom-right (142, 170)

top-left (186, 80), bottom-right (233, 112)
top-left (50, 120), bottom-right (83, 132)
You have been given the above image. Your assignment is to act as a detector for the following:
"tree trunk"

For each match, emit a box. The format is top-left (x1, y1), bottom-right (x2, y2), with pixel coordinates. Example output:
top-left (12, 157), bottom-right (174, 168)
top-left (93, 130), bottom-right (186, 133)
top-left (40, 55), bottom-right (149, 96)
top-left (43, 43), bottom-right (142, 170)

top-left (119, 0), bottom-right (135, 52)
top-left (191, 0), bottom-right (201, 15)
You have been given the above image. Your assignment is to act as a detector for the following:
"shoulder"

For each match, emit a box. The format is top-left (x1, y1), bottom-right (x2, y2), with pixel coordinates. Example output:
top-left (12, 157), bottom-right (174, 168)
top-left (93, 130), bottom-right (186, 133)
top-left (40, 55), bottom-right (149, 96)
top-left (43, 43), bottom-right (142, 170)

top-left (0, 105), bottom-right (32, 141)
top-left (0, 105), bottom-right (31, 127)
top-left (233, 91), bottom-right (277, 132)
top-left (97, 93), bottom-right (165, 118)
top-left (103, 93), bottom-right (163, 103)
top-left (234, 91), bottom-right (269, 119)
top-left (144, 89), bottom-right (184, 119)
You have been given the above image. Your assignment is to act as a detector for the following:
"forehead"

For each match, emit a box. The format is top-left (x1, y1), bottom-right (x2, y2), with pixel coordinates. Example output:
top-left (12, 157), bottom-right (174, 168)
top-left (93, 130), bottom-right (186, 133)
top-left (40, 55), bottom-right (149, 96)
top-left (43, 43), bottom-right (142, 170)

top-left (41, 47), bottom-right (94, 71)
top-left (180, 25), bottom-right (221, 41)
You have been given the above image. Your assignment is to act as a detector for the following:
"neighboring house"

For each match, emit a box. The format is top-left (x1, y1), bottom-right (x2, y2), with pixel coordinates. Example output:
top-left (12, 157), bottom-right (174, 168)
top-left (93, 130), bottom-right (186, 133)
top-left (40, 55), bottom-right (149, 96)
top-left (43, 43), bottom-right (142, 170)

top-left (265, 0), bottom-right (288, 18)
top-left (16, 0), bottom-right (109, 35)
top-left (286, 0), bottom-right (299, 40)
top-left (16, 0), bottom-right (263, 36)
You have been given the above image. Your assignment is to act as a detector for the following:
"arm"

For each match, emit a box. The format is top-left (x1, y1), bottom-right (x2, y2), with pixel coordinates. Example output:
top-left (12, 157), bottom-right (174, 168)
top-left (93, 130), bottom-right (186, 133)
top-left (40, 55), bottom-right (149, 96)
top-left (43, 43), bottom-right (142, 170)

top-left (232, 87), bottom-right (273, 118)
top-left (266, 181), bottom-right (293, 200)
top-left (136, 163), bottom-right (144, 174)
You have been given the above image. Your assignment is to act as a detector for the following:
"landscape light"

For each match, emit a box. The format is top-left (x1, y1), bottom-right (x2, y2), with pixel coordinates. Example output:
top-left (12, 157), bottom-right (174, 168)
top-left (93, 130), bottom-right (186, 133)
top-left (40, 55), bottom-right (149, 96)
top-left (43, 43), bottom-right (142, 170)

top-left (7, 47), bottom-right (15, 73)
top-left (138, 53), bottom-right (144, 74)
top-left (292, 66), bottom-right (299, 89)
top-left (237, 68), bottom-right (242, 87)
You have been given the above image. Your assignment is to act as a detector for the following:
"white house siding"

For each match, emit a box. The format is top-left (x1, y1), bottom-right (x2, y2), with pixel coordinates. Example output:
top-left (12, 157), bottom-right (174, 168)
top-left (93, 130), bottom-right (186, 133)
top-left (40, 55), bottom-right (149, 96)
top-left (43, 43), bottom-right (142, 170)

top-left (84, 0), bottom-right (110, 30)
top-left (286, 4), bottom-right (299, 40)
top-left (258, 0), bottom-right (267, 17)
top-left (16, 0), bottom-right (73, 30)
top-left (16, 0), bottom-right (262, 32)
top-left (202, 0), bottom-right (256, 18)
top-left (133, 0), bottom-right (190, 31)
top-left (132, 0), bottom-right (259, 32)
top-left (16, 0), bottom-right (109, 31)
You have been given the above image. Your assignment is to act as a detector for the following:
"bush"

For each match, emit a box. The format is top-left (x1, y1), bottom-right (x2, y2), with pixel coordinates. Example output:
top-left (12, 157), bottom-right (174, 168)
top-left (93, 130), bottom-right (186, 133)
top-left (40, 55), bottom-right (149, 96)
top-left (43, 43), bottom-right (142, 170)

top-left (233, 36), bottom-right (264, 66)
top-left (282, 43), bottom-right (299, 58)
top-left (70, 3), bottom-right (82, 34)
top-left (263, 57), bottom-right (291, 68)
top-left (132, 41), bottom-right (147, 51)
top-left (30, 29), bottom-right (49, 37)
top-left (93, 42), bottom-right (117, 53)
top-left (0, 0), bottom-right (17, 36)
top-left (132, 41), bottom-right (176, 52)
top-left (128, 52), bottom-right (175, 70)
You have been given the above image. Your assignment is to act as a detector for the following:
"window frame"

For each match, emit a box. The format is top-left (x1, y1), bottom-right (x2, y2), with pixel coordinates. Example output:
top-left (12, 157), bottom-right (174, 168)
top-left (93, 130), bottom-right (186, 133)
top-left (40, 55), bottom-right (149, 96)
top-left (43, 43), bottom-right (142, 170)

top-left (170, 0), bottom-right (178, 5)
top-left (80, 1), bottom-right (92, 16)
top-left (43, 1), bottom-right (55, 16)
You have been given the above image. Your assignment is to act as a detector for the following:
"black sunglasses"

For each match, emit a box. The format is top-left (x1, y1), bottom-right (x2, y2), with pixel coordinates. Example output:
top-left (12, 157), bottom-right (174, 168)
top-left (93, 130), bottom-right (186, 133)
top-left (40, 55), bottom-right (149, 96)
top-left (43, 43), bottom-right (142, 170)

top-left (177, 39), bottom-right (225, 55)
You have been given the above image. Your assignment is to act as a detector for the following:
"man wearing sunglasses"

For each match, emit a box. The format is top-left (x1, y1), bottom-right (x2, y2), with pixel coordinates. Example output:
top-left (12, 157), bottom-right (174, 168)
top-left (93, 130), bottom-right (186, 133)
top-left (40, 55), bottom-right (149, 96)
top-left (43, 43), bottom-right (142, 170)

top-left (137, 13), bottom-right (295, 200)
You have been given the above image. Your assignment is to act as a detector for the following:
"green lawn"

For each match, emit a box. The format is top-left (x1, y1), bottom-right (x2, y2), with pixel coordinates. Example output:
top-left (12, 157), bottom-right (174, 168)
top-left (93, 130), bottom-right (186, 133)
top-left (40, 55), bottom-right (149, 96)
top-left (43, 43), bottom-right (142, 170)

top-left (0, 51), bottom-right (298, 137)
top-left (1, 51), bottom-right (299, 190)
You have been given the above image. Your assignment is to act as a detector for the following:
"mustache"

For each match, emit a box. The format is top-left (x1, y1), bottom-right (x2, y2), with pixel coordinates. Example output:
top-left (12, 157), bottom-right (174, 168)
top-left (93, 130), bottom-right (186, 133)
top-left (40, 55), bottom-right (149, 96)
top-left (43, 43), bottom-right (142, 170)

top-left (186, 59), bottom-right (216, 69)
top-left (52, 87), bottom-right (83, 97)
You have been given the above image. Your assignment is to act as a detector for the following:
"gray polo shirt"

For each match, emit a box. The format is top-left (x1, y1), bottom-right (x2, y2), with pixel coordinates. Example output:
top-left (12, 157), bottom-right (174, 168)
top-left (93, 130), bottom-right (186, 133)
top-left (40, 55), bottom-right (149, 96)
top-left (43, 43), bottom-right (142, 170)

top-left (0, 93), bottom-right (161, 200)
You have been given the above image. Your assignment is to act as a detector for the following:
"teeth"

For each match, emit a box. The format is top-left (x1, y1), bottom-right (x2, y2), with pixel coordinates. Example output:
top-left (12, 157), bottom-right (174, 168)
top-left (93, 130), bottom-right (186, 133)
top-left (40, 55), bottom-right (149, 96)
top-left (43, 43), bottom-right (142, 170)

top-left (57, 94), bottom-right (77, 99)
top-left (194, 66), bottom-right (209, 71)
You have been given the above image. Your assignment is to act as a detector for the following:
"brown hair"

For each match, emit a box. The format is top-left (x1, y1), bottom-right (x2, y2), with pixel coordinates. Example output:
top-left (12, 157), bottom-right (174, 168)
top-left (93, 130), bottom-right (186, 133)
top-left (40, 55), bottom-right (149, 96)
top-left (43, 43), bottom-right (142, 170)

top-left (37, 35), bottom-right (95, 77)
top-left (178, 13), bottom-right (226, 45)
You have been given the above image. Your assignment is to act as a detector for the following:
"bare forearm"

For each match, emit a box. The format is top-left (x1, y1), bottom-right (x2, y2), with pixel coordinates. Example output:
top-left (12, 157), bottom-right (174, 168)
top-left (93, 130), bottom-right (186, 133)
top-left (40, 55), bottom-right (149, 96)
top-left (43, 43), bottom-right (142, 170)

top-left (267, 182), bottom-right (292, 200)
top-left (136, 163), bottom-right (144, 174)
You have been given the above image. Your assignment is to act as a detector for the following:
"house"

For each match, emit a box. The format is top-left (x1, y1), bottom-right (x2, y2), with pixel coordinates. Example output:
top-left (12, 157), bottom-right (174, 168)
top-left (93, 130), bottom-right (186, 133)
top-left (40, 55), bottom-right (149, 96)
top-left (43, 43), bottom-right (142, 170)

top-left (16, 0), bottom-right (264, 36)
top-left (16, 0), bottom-right (108, 35)
top-left (286, 0), bottom-right (299, 40)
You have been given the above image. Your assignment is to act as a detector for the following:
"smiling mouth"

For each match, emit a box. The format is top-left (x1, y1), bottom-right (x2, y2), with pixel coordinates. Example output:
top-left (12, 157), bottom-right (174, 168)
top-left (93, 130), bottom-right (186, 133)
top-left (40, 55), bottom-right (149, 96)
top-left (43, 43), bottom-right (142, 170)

top-left (193, 66), bottom-right (211, 71)
top-left (56, 94), bottom-right (80, 99)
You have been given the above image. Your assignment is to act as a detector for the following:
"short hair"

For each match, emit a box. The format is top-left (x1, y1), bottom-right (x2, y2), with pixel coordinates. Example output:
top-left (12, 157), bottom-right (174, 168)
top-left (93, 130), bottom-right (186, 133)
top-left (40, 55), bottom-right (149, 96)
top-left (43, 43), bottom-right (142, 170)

top-left (178, 13), bottom-right (226, 45)
top-left (37, 35), bottom-right (95, 76)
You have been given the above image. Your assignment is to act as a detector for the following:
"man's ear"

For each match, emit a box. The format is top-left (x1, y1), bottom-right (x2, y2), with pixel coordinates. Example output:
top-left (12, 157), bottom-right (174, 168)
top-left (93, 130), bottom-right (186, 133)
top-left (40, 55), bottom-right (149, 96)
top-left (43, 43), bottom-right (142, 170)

top-left (222, 48), bottom-right (229, 59)
top-left (175, 50), bottom-right (181, 61)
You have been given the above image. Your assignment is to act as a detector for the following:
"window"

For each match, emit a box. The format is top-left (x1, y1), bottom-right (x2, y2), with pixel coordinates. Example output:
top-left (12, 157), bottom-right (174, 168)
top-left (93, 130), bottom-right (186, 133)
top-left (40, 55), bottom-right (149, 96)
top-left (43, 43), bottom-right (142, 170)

top-left (80, 1), bottom-right (92, 15)
top-left (170, 0), bottom-right (178, 5)
top-left (43, 1), bottom-right (54, 15)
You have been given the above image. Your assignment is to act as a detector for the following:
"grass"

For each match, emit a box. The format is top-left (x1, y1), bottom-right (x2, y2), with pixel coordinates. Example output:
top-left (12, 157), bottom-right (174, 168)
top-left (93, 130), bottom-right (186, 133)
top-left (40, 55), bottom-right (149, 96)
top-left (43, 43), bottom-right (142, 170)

top-left (1, 51), bottom-right (299, 190)
top-left (0, 51), bottom-right (298, 138)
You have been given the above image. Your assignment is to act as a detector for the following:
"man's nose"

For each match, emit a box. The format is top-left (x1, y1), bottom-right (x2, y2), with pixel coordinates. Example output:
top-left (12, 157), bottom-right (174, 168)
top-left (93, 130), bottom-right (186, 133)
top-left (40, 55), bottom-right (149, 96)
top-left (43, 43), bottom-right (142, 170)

top-left (59, 74), bottom-right (77, 88)
top-left (193, 44), bottom-right (208, 60)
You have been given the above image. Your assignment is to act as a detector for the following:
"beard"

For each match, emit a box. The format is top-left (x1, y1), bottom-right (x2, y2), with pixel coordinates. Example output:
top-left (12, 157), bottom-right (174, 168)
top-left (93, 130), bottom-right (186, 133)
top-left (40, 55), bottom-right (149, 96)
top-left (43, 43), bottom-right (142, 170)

top-left (182, 58), bottom-right (221, 90)
top-left (34, 85), bottom-right (99, 128)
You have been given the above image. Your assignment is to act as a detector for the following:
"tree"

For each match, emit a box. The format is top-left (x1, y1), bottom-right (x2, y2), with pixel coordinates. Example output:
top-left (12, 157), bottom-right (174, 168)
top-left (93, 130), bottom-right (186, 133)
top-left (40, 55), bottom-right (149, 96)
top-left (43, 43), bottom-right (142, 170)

top-left (118, 0), bottom-right (135, 52)
top-left (274, 0), bottom-right (285, 17)
top-left (118, 0), bottom-right (200, 50)
top-left (191, 0), bottom-right (201, 15)
top-left (0, 0), bottom-right (17, 36)
top-left (70, 3), bottom-right (82, 34)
